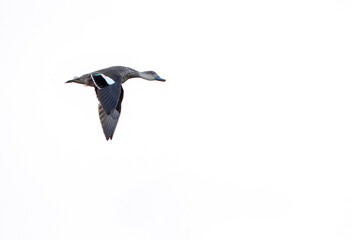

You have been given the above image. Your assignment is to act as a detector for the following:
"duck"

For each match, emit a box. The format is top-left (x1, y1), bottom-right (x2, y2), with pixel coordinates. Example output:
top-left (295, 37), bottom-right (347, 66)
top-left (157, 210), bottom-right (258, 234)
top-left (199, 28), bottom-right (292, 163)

top-left (66, 66), bottom-right (165, 140)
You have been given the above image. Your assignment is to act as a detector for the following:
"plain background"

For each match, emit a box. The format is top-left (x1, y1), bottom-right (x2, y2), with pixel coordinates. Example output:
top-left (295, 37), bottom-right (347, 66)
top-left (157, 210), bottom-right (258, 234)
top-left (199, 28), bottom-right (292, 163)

top-left (1, 0), bottom-right (353, 239)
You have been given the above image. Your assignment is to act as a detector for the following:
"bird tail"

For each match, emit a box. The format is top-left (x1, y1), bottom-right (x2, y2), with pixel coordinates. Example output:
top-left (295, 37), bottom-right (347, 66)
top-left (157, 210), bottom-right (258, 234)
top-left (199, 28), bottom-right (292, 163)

top-left (65, 75), bottom-right (94, 86)
top-left (65, 77), bottom-right (83, 84)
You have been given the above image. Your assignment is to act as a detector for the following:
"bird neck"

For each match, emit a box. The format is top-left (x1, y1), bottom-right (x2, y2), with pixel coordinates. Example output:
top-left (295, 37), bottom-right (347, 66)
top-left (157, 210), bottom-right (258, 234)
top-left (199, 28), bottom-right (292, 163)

top-left (122, 68), bottom-right (141, 83)
top-left (121, 68), bottom-right (153, 82)
top-left (138, 71), bottom-right (154, 80)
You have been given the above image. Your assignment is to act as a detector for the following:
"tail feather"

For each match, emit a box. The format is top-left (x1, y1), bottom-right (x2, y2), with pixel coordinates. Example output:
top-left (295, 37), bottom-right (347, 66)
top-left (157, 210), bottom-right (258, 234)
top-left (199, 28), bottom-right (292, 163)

top-left (65, 79), bottom-right (76, 83)
top-left (65, 76), bottom-right (84, 84)
top-left (65, 75), bottom-right (93, 86)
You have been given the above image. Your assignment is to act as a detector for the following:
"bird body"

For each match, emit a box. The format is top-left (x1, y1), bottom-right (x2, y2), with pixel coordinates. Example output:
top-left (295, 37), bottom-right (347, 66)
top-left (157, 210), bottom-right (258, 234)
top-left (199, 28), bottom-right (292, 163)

top-left (66, 66), bottom-right (140, 86)
top-left (66, 66), bottom-right (165, 140)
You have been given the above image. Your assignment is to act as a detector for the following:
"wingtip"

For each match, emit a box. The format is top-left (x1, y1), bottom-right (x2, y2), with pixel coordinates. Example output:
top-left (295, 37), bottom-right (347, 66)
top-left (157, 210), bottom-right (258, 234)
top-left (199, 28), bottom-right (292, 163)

top-left (104, 132), bottom-right (111, 141)
top-left (98, 104), bottom-right (119, 141)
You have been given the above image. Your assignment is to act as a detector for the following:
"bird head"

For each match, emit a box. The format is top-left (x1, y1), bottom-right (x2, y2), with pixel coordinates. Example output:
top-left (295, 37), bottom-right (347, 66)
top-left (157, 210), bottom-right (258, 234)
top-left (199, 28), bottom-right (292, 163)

top-left (139, 71), bottom-right (166, 82)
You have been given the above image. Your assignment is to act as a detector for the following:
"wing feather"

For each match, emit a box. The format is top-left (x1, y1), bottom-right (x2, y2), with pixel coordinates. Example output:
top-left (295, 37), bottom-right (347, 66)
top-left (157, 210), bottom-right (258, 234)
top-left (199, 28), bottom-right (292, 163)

top-left (97, 87), bottom-right (124, 140)
top-left (92, 73), bottom-right (122, 115)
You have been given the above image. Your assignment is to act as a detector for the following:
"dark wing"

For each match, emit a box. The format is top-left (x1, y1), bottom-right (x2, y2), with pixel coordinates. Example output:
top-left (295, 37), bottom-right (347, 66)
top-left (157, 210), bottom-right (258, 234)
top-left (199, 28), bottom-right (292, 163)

top-left (91, 73), bottom-right (122, 115)
top-left (98, 87), bottom-right (124, 140)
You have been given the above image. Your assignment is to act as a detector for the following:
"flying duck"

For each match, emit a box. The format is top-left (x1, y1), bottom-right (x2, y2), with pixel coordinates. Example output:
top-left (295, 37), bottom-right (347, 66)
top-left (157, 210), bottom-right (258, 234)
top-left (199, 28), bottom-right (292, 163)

top-left (66, 66), bottom-right (165, 140)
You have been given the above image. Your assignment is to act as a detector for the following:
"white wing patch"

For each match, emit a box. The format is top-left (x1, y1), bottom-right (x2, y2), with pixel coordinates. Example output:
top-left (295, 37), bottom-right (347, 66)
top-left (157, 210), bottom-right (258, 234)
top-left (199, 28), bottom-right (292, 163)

top-left (91, 73), bottom-right (116, 89)
top-left (102, 74), bottom-right (115, 85)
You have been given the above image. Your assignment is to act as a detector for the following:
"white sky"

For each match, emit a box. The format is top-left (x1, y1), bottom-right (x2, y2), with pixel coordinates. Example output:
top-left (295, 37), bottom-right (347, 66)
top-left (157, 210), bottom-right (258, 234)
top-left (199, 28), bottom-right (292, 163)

top-left (1, 0), bottom-right (353, 239)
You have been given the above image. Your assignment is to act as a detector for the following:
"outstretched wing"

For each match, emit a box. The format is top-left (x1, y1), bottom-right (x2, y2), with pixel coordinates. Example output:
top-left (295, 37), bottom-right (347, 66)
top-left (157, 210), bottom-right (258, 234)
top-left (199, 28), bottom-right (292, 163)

top-left (98, 87), bottom-right (124, 140)
top-left (91, 73), bottom-right (122, 115)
